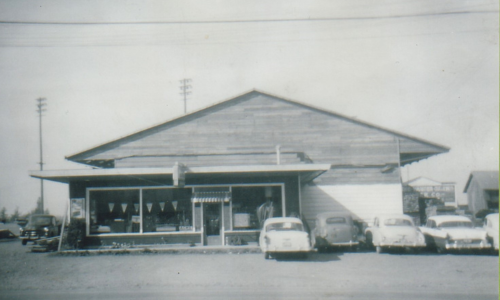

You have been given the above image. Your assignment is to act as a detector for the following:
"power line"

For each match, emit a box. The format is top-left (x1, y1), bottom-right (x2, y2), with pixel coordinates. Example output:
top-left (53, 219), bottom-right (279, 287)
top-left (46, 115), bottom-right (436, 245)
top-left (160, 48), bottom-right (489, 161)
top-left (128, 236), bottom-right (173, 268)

top-left (0, 10), bottom-right (497, 26)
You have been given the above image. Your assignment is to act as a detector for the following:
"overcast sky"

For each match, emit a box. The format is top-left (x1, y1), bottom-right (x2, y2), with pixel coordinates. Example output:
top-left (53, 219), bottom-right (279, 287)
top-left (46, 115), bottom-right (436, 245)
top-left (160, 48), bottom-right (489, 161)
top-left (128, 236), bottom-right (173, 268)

top-left (0, 0), bottom-right (498, 217)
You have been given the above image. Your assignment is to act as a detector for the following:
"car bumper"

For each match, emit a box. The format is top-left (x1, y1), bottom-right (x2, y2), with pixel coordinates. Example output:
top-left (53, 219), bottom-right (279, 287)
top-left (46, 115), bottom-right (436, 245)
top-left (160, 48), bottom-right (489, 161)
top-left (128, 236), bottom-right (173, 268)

top-left (326, 241), bottom-right (359, 247)
top-left (264, 245), bottom-right (312, 253)
top-left (379, 241), bottom-right (426, 248)
top-left (21, 232), bottom-right (45, 241)
top-left (444, 241), bottom-right (491, 250)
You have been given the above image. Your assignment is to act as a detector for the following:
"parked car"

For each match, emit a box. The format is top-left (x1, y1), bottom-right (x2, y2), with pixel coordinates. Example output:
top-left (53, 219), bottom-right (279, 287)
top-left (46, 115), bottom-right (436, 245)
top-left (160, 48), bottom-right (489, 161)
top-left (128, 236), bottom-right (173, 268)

top-left (365, 214), bottom-right (426, 254)
top-left (259, 217), bottom-right (312, 259)
top-left (483, 213), bottom-right (498, 252)
top-left (311, 213), bottom-right (359, 252)
top-left (20, 214), bottom-right (59, 245)
top-left (419, 215), bottom-right (491, 253)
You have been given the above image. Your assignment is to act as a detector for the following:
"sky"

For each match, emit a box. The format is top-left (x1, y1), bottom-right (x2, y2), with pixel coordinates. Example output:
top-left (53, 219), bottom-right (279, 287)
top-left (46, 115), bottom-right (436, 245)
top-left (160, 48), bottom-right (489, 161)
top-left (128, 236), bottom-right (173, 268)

top-left (0, 0), bottom-right (498, 217)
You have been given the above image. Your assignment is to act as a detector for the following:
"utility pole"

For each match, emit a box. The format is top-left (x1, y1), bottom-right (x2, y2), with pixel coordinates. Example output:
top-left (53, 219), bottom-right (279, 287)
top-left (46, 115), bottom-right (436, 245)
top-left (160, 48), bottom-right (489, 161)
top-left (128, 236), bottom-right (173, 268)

top-left (36, 98), bottom-right (46, 214)
top-left (179, 79), bottom-right (192, 114)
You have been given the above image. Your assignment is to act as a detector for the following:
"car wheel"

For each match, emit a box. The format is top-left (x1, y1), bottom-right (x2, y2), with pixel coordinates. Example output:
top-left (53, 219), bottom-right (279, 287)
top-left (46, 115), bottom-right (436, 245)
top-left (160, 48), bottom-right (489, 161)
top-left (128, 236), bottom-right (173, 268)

top-left (21, 239), bottom-right (27, 245)
top-left (436, 246), bottom-right (445, 254)
top-left (264, 252), bottom-right (270, 259)
top-left (376, 246), bottom-right (382, 254)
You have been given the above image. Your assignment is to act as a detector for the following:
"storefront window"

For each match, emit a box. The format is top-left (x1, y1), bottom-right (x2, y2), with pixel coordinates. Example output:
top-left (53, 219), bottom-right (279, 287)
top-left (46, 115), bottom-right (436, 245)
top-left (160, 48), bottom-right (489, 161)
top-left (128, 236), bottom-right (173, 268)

top-left (231, 186), bottom-right (282, 230)
top-left (142, 188), bottom-right (192, 232)
top-left (89, 189), bottom-right (140, 234)
top-left (89, 187), bottom-right (192, 235)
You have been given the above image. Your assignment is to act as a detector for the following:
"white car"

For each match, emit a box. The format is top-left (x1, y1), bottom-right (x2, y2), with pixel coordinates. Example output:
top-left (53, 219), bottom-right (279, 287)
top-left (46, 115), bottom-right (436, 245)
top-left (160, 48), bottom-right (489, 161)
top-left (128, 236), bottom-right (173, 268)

top-left (484, 213), bottom-right (499, 252)
top-left (420, 215), bottom-right (491, 253)
top-left (259, 217), bottom-right (312, 259)
top-left (365, 214), bottom-right (426, 254)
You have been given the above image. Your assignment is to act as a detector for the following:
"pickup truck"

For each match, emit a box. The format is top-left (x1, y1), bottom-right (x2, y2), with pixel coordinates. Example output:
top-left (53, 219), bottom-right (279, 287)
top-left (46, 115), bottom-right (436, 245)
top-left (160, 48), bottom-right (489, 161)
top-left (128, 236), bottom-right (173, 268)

top-left (19, 214), bottom-right (59, 245)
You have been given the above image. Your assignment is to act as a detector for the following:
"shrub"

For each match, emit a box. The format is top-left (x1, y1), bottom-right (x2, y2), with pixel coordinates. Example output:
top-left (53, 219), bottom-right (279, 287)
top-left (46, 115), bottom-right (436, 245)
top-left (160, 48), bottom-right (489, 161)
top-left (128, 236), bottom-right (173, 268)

top-left (66, 218), bottom-right (86, 249)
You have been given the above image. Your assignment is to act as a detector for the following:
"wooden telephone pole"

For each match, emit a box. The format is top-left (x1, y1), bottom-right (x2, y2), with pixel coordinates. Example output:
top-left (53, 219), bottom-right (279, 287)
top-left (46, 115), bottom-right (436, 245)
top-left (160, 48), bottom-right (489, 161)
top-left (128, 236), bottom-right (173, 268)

top-left (36, 98), bottom-right (46, 213)
top-left (179, 79), bottom-right (192, 114)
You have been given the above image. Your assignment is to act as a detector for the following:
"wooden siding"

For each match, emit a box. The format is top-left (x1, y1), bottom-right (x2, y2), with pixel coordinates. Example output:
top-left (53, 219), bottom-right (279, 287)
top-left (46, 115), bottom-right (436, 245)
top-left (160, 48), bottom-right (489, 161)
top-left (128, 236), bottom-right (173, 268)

top-left (115, 152), bottom-right (304, 168)
top-left (85, 94), bottom-right (405, 173)
top-left (301, 182), bottom-right (403, 227)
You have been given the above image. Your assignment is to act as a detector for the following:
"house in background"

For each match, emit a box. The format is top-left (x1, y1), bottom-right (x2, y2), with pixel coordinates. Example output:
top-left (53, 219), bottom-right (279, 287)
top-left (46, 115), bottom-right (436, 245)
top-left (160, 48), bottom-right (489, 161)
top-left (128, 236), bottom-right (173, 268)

top-left (464, 171), bottom-right (499, 218)
top-left (403, 177), bottom-right (456, 225)
top-left (30, 90), bottom-right (449, 247)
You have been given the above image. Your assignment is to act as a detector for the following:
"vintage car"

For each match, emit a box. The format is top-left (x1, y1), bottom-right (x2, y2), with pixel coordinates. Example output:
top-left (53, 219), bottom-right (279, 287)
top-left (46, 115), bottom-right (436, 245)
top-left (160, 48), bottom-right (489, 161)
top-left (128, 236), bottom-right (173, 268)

top-left (20, 214), bottom-right (59, 245)
top-left (365, 214), bottom-right (426, 254)
top-left (483, 213), bottom-right (498, 252)
top-left (311, 212), bottom-right (359, 252)
top-left (259, 217), bottom-right (312, 259)
top-left (419, 215), bottom-right (490, 253)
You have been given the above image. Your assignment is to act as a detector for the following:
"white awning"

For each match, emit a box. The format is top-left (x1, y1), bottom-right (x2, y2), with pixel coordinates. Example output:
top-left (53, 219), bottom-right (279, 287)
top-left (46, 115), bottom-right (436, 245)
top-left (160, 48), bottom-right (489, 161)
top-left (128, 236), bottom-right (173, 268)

top-left (29, 164), bottom-right (331, 184)
top-left (191, 191), bottom-right (231, 203)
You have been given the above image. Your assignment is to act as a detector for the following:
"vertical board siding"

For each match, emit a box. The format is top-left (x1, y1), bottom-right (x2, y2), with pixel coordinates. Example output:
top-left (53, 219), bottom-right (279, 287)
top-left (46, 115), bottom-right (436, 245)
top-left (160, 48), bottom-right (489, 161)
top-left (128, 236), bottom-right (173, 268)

top-left (301, 182), bottom-right (403, 227)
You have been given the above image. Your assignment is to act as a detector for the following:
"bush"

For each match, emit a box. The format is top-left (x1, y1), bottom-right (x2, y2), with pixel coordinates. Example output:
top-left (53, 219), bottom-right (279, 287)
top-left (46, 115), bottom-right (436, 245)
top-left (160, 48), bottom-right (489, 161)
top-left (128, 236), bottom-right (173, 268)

top-left (66, 218), bottom-right (86, 249)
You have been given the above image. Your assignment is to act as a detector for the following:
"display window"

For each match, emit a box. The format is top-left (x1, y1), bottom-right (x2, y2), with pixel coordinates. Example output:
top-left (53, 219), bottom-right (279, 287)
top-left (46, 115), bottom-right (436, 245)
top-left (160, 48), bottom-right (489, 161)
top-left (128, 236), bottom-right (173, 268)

top-left (142, 188), bottom-right (192, 233)
top-left (87, 184), bottom-right (283, 236)
top-left (231, 186), bottom-right (282, 230)
top-left (88, 187), bottom-right (192, 235)
top-left (89, 189), bottom-right (140, 234)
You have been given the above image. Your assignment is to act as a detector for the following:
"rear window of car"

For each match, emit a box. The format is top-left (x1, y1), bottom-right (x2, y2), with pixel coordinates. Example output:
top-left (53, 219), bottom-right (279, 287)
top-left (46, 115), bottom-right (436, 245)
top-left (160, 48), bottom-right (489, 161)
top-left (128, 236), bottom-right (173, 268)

top-left (326, 217), bottom-right (346, 224)
top-left (438, 221), bottom-right (472, 228)
top-left (383, 218), bottom-right (412, 226)
top-left (266, 222), bottom-right (304, 232)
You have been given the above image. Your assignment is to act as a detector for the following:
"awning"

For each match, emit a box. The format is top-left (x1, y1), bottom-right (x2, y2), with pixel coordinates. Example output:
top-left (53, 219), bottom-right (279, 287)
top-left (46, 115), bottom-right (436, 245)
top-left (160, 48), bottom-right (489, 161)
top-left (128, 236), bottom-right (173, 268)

top-left (29, 164), bottom-right (331, 184)
top-left (191, 192), bottom-right (231, 203)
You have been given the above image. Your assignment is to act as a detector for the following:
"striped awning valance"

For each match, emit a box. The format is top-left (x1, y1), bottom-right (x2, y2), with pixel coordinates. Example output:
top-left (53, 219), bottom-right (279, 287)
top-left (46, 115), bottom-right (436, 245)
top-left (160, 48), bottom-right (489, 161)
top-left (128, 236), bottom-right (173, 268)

top-left (191, 191), bottom-right (231, 203)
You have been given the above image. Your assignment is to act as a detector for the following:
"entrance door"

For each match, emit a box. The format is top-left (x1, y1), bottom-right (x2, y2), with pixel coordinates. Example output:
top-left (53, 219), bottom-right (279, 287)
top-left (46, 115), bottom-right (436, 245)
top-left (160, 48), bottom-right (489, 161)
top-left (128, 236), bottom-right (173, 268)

top-left (203, 203), bottom-right (223, 245)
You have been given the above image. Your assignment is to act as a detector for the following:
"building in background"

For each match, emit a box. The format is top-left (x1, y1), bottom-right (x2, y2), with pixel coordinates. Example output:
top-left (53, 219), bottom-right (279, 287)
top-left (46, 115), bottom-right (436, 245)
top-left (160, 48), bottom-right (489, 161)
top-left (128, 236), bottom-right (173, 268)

top-left (464, 171), bottom-right (499, 219)
top-left (31, 90), bottom-right (449, 247)
top-left (403, 177), bottom-right (456, 225)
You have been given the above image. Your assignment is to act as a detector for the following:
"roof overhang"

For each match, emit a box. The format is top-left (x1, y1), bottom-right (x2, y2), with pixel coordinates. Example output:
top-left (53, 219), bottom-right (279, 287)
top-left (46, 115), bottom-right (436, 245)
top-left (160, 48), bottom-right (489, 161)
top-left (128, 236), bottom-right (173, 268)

top-left (29, 164), bottom-right (331, 184)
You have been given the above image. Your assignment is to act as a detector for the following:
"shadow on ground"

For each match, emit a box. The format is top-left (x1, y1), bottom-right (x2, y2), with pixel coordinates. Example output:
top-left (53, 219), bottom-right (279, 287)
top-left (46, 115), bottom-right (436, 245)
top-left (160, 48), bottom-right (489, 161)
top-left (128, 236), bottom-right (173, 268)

top-left (274, 251), bottom-right (341, 262)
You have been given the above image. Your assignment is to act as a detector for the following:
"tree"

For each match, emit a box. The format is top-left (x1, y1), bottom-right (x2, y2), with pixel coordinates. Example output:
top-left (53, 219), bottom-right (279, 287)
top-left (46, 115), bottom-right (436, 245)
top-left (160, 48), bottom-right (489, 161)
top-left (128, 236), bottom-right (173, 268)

top-left (0, 207), bottom-right (7, 223)
top-left (30, 197), bottom-right (49, 215)
top-left (10, 206), bottom-right (20, 222)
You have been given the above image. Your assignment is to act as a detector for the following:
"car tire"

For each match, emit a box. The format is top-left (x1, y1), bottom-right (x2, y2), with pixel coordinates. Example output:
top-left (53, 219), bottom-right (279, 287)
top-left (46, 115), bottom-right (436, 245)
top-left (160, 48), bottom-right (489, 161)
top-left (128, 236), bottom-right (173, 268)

top-left (21, 239), bottom-right (27, 245)
top-left (376, 246), bottom-right (383, 254)
top-left (436, 246), bottom-right (445, 254)
top-left (264, 252), bottom-right (270, 260)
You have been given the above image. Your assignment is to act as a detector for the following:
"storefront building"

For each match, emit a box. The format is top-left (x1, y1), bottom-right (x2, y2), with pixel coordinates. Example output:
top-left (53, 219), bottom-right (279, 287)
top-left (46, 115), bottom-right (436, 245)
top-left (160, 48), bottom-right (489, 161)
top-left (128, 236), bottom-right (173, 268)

top-left (31, 90), bottom-right (449, 247)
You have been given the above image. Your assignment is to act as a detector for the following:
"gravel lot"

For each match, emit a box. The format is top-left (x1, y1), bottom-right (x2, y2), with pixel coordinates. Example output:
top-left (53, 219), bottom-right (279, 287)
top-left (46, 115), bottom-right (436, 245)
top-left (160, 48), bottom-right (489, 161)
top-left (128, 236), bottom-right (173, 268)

top-left (0, 222), bottom-right (498, 300)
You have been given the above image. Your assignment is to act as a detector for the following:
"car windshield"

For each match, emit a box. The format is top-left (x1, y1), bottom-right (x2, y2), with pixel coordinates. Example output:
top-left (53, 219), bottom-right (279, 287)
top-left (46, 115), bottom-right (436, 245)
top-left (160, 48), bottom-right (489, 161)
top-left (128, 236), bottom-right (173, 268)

top-left (326, 217), bottom-right (346, 224)
top-left (29, 216), bottom-right (52, 226)
top-left (266, 222), bottom-right (304, 232)
top-left (438, 221), bottom-right (473, 228)
top-left (383, 218), bottom-right (412, 226)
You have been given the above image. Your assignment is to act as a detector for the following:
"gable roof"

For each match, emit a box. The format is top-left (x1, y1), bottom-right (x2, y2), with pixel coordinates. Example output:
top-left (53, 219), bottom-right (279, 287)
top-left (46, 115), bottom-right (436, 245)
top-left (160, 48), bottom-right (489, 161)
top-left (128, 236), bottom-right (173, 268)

top-left (463, 171), bottom-right (499, 193)
top-left (66, 89), bottom-right (449, 167)
top-left (405, 177), bottom-right (455, 187)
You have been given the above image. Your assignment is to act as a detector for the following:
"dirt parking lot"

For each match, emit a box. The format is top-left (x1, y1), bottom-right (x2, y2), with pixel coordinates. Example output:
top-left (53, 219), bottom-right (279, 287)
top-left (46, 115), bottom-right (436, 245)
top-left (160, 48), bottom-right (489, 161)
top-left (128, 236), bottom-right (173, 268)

top-left (0, 222), bottom-right (498, 300)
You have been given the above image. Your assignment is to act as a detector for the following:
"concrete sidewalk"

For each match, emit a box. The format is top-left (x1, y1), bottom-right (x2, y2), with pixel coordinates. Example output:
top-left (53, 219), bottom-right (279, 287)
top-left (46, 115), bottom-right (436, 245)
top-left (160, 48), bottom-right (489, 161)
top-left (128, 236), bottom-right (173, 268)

top-left (56, 244), bottom-right (262, 255)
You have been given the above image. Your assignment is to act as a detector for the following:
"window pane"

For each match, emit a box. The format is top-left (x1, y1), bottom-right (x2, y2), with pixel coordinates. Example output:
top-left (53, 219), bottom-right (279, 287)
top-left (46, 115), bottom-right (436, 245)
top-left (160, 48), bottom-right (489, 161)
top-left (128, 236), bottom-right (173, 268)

top-left (89, 190), bottom-right (140, 234)
top-left (143, 188), bottom-right (192, 233)
top-left (232, 186), bottom-right (282, 230)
